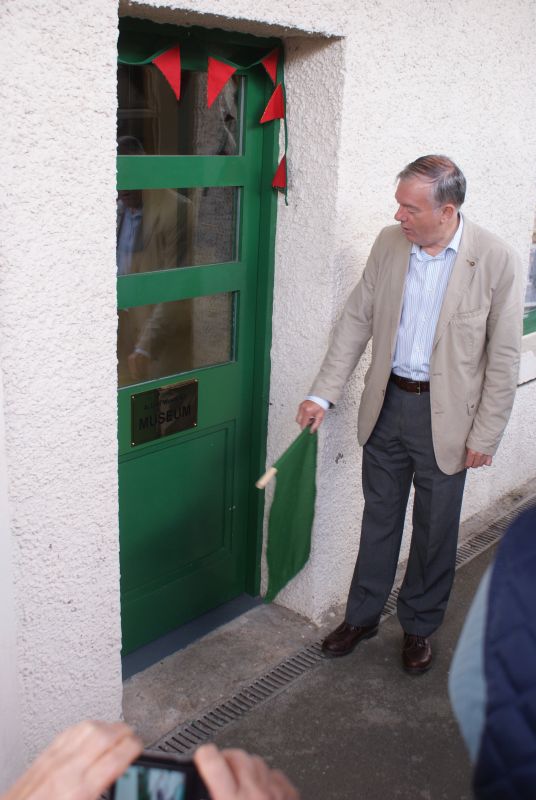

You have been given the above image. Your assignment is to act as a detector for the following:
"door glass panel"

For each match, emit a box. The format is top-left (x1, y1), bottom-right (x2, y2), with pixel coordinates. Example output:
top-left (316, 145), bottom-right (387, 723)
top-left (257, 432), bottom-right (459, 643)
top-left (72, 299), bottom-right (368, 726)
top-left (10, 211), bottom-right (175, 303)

top-left (118, 292), bottom-right (235, 388)
top-left (117, 65), bottom-right (242, 156)
top-left (117, 186), bottom-right (239, 274)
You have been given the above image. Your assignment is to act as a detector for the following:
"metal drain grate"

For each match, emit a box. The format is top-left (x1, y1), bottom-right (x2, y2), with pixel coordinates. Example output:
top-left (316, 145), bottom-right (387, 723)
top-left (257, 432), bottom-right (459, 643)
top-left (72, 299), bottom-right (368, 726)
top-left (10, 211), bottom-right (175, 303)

top-left (383, 498), bottom-right (535, 619)
top-left (455, 499), bottom-right (534, 567)
top-left (151, 495), bottom-right (535, 755)
top-left (381, 587), bottom-right (400, 620)
top-left (152, 643), bottom-right (324, 754)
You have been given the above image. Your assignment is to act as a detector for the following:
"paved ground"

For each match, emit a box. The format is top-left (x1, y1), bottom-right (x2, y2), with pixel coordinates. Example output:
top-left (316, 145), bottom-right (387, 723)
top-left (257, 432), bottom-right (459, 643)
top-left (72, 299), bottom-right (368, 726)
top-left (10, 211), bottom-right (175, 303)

top-left (124, 545), bottom-right (497, 799)
top-left (206, 546), bottom-right (496, 800)
top-left (123, 481), bottom-right (536, 799)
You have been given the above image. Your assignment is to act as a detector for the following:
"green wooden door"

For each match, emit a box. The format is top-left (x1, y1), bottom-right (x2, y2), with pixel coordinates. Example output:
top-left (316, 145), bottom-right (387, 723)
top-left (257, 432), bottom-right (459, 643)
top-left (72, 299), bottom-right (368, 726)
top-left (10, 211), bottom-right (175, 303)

top-left (117, 21), bottom-right (278, 654)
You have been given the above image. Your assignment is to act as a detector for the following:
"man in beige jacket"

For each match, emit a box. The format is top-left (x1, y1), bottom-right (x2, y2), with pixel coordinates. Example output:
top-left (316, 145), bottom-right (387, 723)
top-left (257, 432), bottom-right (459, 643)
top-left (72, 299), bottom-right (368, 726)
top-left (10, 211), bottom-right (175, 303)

top-left (297, 155), bottom-right (522, 673)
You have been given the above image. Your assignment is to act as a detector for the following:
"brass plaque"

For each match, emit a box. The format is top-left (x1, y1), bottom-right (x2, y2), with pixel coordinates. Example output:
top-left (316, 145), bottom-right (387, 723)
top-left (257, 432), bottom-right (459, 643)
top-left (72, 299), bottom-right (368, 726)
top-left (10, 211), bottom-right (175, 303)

top-left (131, 380), bottom-right (198, 446)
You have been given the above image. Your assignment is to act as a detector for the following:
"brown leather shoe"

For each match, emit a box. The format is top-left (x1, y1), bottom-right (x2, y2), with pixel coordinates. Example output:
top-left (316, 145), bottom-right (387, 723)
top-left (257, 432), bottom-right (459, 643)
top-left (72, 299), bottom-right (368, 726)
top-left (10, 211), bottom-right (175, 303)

top-left (321, 621), bottom-right (379, 657)
top-left (402, 633), bottom-right (432, 674)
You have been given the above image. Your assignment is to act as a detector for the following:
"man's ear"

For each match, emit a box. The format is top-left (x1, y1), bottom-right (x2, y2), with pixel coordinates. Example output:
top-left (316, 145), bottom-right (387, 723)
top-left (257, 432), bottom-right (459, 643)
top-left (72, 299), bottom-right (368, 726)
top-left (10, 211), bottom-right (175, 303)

top-left (441, 204), bottom-right (457, 223)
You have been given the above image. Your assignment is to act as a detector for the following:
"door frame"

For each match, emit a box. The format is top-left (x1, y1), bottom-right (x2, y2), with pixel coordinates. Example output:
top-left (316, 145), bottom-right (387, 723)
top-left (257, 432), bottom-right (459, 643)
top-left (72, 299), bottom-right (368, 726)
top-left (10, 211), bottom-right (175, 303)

top-left (117, 16), bottom-right (281, 599)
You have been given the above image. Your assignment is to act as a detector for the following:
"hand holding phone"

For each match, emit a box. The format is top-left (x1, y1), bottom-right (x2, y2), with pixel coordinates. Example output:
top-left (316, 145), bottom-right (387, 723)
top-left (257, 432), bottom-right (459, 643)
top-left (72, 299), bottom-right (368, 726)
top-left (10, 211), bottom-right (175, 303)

top-left (1, 721), bottom-right (143, 800)
top-left (111, 746), bottom-right (300, 800)
top-left (0, 721), bottom-right (298, 800)
top-left (111, 753), bottom-right (208, 800)
top-left (193, 744), bottom-right (300, 800)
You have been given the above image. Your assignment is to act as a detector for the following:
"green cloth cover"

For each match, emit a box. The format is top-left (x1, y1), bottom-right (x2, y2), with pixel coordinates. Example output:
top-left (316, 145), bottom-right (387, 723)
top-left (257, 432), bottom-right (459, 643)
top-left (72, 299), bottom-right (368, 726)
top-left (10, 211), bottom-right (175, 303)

top-left (264, 428), bottom-right (317, 603)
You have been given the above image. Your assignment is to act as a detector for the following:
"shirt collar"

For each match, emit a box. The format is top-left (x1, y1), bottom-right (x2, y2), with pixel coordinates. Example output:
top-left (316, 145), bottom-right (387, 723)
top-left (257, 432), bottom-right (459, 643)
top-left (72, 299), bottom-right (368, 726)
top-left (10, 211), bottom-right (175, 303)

top-left (411, 213), bottom-right (464, 260)
top-left (449, 213), bottom-right (464, 252)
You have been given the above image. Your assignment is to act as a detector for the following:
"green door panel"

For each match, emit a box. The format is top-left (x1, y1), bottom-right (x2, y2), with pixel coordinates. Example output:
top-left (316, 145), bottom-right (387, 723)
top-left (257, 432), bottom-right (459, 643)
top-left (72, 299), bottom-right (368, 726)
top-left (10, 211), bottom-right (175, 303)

top-left (117, 263), bottom-right (246, 308)
top-left (120, 424), bottom-right (238, 650)
top-left (118, 363), bottom-right (241, 455)
top-left (117, 157), bottom-right (247, 189)
top-left (121, 426), bottom-right (233, 588)
top-left (118, 18), bottom-right (279, 654)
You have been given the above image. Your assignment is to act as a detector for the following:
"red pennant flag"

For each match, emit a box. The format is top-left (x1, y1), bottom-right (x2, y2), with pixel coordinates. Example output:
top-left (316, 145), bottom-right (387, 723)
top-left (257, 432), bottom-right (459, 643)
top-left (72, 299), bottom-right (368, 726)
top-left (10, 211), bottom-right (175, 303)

top-left (260, 83), bottom-right (285, 124)
top-left (153, 46), bottom-right (181, 100)
top-left (207, 57), bottom-right (237, 108)
top-left (272, 156), bottom-right (287, 189)
top-left (260, 48), bottom-right (279, 84)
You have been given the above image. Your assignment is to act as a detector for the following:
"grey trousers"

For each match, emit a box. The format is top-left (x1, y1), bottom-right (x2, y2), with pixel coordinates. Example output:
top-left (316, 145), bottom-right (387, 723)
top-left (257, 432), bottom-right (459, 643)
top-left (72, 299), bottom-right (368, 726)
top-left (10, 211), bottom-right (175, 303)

top-left (345, 380), bottom-right (467, 637)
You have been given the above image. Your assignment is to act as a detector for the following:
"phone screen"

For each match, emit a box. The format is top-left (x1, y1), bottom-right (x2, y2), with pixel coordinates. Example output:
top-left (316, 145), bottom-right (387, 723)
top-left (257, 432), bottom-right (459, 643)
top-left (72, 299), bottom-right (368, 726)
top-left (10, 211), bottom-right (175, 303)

top-left (114, 764), bottom-right (188, 800)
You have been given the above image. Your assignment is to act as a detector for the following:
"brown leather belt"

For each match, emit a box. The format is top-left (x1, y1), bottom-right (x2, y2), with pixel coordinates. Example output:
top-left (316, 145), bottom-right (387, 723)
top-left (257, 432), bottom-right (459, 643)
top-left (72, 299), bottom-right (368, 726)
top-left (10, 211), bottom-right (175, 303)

top-left (390, 372), bottom-right (430, 394)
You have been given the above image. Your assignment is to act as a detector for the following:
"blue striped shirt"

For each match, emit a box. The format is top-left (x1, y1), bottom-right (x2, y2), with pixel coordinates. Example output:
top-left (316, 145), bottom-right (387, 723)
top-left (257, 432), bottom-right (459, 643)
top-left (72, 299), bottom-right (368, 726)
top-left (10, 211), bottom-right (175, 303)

top-left (392, 215), bottom-right (464, 381)
top-left (307, 216), bottom-right (464, 410)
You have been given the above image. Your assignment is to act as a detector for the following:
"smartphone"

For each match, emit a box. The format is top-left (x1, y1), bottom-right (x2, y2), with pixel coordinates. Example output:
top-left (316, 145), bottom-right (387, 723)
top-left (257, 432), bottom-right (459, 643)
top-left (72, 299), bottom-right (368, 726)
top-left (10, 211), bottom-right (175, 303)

top-left (110, 752), bottom-right (209, 800)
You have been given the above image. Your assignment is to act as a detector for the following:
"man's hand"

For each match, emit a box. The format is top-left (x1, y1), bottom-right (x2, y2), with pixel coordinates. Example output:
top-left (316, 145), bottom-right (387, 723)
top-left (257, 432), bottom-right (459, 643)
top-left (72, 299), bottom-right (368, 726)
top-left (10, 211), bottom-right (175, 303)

top-left (1, 721), bottom-right (142, 800)
top-left (296, 400), bottom-right (325, 433)
top-left (128, 351), bottom-right (150, 382)
top-left (194, 744), bottom-right (300, 800)
top-left (465, 449), bottom-right (493, 469)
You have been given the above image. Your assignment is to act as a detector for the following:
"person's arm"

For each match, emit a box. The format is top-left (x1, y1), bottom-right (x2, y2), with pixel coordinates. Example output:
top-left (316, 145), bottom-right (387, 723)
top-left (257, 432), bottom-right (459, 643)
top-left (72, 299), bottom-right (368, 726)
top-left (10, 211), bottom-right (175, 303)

top-left (465, 247), bottom-right (523, 462)
top-left (194, 744), bottom-right (300, 800)
top-left (306, 232), bottom-right (382, 413)
top-left (296, 233), bottom-right (382, 432)
top-left (464, 449), bottom-right (493, 469)
top-left (129, 191), bottom-right (191, 375)
top-left (296, 396), bottom-right (330, 432)
top-left (1, 721), bottom-right (142, 800)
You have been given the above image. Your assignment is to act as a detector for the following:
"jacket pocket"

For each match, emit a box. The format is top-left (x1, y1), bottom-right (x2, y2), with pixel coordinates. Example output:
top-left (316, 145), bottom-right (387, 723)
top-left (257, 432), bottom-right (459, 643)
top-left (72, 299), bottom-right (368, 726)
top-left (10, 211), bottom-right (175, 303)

top-left (466, 398), bottom-right (479, 416)
top-left (453, 307), bottom-right (486, 320)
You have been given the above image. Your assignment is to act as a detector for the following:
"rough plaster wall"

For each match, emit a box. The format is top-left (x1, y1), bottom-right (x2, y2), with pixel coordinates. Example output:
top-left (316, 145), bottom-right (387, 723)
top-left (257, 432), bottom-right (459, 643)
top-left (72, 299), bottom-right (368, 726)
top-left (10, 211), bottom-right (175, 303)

top-left (126, 0), bottom-right (536, 622)
top-left (0, 1), bottom-right (533, 759)
top-left (303, 0), bottom-right (536, 620)
top-left (0, 368), bottom-right (24, 789)
top-left (121, 0), bottom-right (348, 36)
top-left (261, 35), bottom-right (348, 615)
top-left (461, 383), bottom-right (536, 519)
top-left (0, 0), bottom-right (122, 764)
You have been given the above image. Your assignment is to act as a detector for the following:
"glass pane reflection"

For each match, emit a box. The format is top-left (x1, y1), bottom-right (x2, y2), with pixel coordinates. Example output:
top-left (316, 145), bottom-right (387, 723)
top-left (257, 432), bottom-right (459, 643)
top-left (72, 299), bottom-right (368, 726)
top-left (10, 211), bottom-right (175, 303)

top-left (117, 66), bottom-right (241, 156)
top-left (118, 292), bottom-right (234, 388)
top-left (116, 186), bottom-right (238, 274)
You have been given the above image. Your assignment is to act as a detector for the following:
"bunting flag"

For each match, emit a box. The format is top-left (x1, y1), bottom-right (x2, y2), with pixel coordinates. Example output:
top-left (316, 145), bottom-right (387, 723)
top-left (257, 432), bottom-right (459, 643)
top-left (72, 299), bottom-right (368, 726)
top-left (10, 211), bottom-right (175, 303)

top-left (260, 48), bottom-right (279, 84)
top-left (118, 41), bottom-right (288, 199)
top-left (207, 57), bottom-right (237, 108)
top-left (153, 46), bottom-right (181, 100)
top-left (260, 83), bottom-right (285, 124)
top-left (262, 429), bottom-right (317, 603)
top-left (272, 156), bottom-right (287, 189)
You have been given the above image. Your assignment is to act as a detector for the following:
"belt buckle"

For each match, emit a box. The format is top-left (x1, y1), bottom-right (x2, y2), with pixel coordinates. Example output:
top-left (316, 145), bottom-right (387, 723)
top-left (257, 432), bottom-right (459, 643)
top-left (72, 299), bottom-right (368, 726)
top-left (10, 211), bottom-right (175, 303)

top-left (415, 383), bottom-right (421, 395)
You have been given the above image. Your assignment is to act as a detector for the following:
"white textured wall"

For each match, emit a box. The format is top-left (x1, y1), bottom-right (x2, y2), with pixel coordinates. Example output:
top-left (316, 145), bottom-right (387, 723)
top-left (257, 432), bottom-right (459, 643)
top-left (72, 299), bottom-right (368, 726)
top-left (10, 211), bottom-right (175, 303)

top-left (0, 0), bottom-right (122, 768)
top-left (0, 368), bottom-right (24, 790)
top-left (1, 0), bottom-right (535, 768)
top-left (291, 0), bottom-right (536, 620)
top-left (127, 0), bottom-right (536, 619)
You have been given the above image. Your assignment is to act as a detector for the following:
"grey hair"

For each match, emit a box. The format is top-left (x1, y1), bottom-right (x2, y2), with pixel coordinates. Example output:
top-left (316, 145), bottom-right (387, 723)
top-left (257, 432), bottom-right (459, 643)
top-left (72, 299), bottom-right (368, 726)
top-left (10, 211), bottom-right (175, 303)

top-left (397, 155), bottom-right (466, 208)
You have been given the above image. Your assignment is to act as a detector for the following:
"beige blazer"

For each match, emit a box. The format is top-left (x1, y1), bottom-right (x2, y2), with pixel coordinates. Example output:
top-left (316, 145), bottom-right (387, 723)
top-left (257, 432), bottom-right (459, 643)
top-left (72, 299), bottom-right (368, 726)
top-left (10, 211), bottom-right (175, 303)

top-left (310, 219), bottom-right (523, 474)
